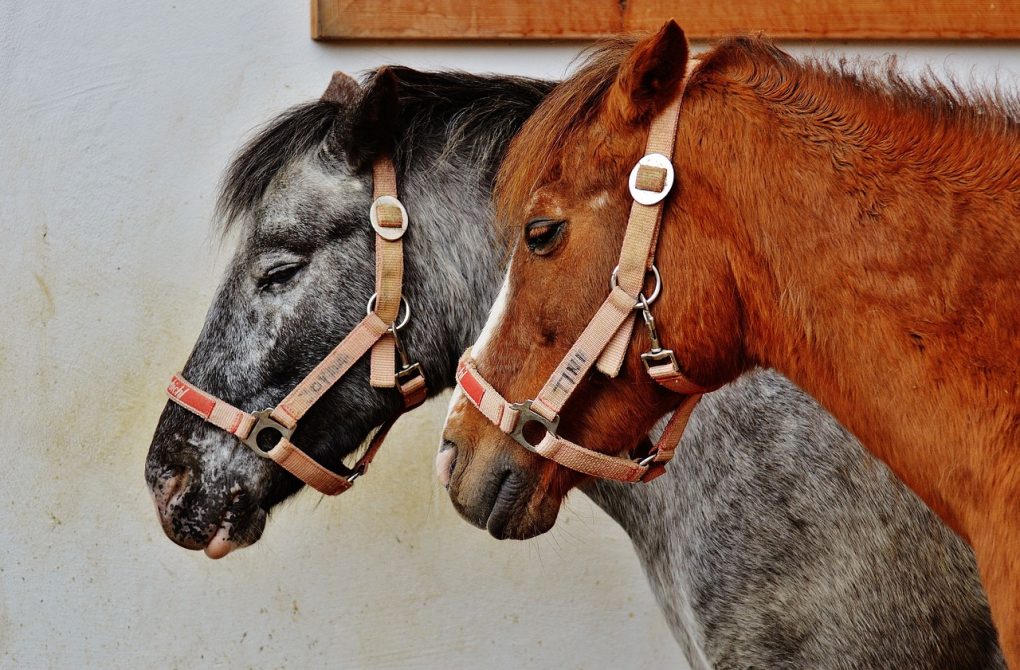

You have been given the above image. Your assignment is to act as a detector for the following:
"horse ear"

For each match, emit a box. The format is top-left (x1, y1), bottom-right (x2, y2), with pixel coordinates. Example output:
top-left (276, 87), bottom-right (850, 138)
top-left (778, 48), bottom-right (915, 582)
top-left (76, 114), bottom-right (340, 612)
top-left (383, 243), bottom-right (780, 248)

top-left (609, 20), bottom-right (689, 123)
top-left (345, 67), bottom-right (401, 170)
top-left (321, 71), bottom-right (360, 104)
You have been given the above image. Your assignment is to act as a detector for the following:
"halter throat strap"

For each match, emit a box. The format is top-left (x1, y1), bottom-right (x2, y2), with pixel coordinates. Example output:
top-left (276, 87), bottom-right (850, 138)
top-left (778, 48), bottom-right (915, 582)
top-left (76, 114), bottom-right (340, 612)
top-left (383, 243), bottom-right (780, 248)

top-left (456, 60), bottom-right (710, 484)
top-left (166, 140), bottom-right (427, 495)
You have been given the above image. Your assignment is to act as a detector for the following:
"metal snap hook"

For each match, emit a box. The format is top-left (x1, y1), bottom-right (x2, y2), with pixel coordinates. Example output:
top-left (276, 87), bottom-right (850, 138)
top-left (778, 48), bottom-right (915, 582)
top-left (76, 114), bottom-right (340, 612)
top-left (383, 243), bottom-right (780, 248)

top-left (366, 294), bottom-right (412, 331)
top-left (609, 264), bottom-right (661, 309)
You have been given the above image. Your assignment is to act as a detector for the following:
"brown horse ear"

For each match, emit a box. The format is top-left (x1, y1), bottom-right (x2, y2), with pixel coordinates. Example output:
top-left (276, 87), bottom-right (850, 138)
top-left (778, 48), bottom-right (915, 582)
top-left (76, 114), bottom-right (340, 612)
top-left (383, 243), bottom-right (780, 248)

top-left (345, 67), bottom-right (401, 170)
top-left (609, 20), bottom-right (689, 123)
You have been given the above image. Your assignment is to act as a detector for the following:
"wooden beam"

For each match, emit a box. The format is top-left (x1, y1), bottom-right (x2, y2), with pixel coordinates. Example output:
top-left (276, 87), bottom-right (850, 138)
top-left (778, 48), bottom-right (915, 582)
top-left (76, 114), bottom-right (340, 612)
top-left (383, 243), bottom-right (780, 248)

top-left (312, 0), bottom-right (622, 40)
top-left (313, 0), bottom-right (1020, 41)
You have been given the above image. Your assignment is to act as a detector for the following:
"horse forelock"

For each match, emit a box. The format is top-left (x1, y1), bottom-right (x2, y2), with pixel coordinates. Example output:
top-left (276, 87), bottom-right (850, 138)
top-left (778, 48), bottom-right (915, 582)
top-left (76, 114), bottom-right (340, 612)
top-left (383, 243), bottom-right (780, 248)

top-left (495, 38), bottom-right (635, 232)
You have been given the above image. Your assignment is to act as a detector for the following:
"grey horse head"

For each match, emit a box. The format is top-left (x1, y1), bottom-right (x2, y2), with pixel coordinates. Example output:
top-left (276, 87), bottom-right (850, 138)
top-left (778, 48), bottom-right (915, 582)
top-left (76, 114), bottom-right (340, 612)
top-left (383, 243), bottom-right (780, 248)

top-left (145, 68), bottom-right (552, 556)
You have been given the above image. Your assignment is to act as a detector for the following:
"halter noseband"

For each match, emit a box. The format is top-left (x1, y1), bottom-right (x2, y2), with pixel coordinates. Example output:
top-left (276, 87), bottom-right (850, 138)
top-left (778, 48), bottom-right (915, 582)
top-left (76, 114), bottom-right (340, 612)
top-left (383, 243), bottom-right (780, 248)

top-left (164, 73), bottom-right (427, 496)
top-left (456, 61), bottom-right (711, 484)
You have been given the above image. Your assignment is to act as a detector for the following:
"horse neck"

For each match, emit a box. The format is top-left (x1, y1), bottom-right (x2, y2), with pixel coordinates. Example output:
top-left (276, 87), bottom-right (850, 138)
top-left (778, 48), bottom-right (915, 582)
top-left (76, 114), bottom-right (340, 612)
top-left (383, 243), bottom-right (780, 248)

top-left (666, 65), bottom-right (1020, 531)
top-left (391, 87), bottom-right (542, 387)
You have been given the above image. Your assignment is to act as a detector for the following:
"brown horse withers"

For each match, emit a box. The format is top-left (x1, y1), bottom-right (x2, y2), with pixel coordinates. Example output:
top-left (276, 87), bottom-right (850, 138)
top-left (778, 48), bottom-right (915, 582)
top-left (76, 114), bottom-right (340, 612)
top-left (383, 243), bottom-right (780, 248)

top-left (441, 22), bottom-right (1020, 663)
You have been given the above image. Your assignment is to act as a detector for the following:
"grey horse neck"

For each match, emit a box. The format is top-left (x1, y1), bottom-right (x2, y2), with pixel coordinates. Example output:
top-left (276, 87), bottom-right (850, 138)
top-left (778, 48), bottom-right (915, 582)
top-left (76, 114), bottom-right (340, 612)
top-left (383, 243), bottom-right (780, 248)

top-left (583, 372), bottom-right (1001, 668)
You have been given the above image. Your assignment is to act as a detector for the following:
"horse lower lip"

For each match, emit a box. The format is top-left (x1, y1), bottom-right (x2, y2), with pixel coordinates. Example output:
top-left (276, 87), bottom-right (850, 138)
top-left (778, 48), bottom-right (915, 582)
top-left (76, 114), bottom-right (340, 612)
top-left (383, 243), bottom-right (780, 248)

top-left (485, 473), bottom-right (520, 539)
top-left (204, 524), bottom-right (234, 559)
top-left (204, 505), bottom-right (267, 558)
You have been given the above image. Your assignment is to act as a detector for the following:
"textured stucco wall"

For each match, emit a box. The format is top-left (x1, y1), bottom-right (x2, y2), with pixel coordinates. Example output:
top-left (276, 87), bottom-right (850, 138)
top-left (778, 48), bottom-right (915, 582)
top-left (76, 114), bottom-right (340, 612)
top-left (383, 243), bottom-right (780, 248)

top-left (1, 2), bottom-right (1017, 668)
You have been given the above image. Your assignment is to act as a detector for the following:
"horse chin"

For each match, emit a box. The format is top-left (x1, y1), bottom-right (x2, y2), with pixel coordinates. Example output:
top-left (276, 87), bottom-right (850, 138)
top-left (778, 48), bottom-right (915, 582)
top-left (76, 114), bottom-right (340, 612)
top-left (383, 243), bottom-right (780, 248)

top-left (486, 478), bottom-right (561, 540)
top-left (203, 506), bottom-right (268, 559)
top-left (146, 430), bottom-right (274, 556)
top-left (150, 477), bottom-right (269, 557)
top-left (446, 451), bottom-right (562, 540)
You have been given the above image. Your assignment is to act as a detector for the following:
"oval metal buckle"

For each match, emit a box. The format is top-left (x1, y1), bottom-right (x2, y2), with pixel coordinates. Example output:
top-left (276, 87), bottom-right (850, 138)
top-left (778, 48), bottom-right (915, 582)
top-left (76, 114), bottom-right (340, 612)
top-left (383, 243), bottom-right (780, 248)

top-left (628, 153), bottom-right (675, 205)
top-left (241, 409), bottom-right (295, 459)
top-left (508, 399), bottom-right (561, 453)
top-left (369, 195), bottom-right (409, 241)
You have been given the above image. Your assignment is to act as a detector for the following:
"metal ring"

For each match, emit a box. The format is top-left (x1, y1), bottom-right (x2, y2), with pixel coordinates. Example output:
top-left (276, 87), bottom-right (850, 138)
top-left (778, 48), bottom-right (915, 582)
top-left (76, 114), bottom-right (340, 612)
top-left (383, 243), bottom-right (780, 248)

top-left (366, 294), bottom-right (412, 331)
top-left (609, 265), bottom-right (661, 309)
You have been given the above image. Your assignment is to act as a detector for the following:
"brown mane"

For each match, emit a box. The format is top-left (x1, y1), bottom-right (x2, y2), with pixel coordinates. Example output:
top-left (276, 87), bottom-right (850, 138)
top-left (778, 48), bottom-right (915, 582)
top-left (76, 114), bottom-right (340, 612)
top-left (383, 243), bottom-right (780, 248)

top-left (497, 34), bottom-right (1020, 227)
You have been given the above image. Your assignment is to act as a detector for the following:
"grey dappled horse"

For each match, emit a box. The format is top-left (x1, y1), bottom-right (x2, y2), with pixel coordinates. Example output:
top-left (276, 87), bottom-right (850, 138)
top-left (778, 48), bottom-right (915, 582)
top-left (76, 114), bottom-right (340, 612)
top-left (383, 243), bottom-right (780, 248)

top-left (145, 67), bottom-right (1002, 668)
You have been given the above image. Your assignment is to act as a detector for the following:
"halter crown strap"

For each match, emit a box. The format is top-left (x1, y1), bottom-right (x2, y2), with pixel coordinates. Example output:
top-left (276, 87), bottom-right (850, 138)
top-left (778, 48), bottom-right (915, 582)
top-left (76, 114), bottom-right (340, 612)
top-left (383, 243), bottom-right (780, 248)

top-left (456, 59), bottom-right (709, 485)
top-left (165, 90), bottom-right (427, 495)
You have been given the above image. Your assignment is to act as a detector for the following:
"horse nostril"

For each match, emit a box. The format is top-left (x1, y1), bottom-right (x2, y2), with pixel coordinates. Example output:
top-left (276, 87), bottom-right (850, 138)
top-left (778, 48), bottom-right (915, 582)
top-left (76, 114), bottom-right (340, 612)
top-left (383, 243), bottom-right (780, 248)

top-left (436, 440), bottom-right (458, 489)
top-left (151, 466), bottom-right (190, 522)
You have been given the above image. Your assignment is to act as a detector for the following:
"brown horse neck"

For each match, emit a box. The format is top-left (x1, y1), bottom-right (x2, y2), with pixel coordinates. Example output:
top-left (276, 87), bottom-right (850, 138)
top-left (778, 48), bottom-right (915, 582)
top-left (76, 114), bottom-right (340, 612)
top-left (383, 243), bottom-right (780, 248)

top-left (662, 61), bottom-right (1020, 531)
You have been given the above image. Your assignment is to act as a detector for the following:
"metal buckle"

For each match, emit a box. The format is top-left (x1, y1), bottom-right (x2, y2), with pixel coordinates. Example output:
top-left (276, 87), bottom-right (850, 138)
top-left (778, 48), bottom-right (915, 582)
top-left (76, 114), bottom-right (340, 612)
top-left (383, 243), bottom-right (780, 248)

top-left (396, 363), bottom-right (424, 385)
top-left (508, 399), bottom-right (561, 453)
top-left (628, 153), bottom-right (675, 205)
top-left (240, 409), bottom-right (295, 459)
top-left (609, 264), bottom-right (662, 309)
top-left (641, 348), bottom-right (679, 372)
top-left (369, 195), bottom-right (409, 241)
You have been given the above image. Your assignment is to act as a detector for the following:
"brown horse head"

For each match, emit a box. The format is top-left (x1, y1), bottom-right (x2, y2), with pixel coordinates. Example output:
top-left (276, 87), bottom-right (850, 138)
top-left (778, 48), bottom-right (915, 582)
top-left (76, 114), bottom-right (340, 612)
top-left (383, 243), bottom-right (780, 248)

top-left (440, 22), bottom-right (747, 539)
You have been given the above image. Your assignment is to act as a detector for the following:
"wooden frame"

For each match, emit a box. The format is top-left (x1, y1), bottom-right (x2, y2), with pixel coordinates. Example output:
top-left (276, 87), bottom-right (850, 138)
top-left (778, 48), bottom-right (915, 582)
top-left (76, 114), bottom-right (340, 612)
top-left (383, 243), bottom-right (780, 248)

top-left (312, 1), bottom-right (1020, 41)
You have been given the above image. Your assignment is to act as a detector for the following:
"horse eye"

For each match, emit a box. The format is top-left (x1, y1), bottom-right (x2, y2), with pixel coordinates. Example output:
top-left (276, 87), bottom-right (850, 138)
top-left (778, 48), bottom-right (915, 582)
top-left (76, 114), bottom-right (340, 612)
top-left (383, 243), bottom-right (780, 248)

top-left (258, 262), bottom-right (305, 290)
top-left (524, 218), bottom-right (566, 255)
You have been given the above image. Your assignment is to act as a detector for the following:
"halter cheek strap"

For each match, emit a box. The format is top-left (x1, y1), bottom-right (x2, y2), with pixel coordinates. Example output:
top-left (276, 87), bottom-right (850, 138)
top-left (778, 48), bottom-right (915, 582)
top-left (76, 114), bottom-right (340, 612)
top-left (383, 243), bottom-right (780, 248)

top-left (456, 61), bottom-right (711, 484)
top-left (166, 126), bottom-right (427, 495)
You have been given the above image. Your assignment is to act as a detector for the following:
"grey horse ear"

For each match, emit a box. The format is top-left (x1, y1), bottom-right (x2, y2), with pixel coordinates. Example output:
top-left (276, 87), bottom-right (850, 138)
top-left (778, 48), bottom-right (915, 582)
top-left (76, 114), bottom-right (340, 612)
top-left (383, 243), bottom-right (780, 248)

top-left (321, 71), bottom-right (360, 104)
top-left (346, 67), bottom-right (401, 170)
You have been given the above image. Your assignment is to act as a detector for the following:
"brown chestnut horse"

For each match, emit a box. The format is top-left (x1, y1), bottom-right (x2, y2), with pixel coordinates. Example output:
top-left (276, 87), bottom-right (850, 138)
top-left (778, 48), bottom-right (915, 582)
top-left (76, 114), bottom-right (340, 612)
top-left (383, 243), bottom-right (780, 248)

top-left (441, 22), bottom-right (1020, 664)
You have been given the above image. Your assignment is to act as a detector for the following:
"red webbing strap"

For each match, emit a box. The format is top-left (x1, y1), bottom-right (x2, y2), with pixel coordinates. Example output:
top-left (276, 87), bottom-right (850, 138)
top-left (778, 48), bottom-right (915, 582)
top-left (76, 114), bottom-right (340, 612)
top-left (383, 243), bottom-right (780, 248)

top-left (647, 362), bottom-right (712, 395)
top-left (165, 374), bottom-right (353, 495)
top-left (273, 313), bottom-right (390, 428)
top-left (456, 353), bottom-right (520, 433)
top-left (369, 157), bottom-right (402, 389)
top-left (648, 394), bottom-right (702, 466)
top-left (167, 374), bottom-right (256, 438)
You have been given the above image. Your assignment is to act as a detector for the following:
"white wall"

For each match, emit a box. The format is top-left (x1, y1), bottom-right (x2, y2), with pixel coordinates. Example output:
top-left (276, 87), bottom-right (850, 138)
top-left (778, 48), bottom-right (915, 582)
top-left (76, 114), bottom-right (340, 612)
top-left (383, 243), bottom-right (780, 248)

top-left (1, 3), bottom-right (1016, 668)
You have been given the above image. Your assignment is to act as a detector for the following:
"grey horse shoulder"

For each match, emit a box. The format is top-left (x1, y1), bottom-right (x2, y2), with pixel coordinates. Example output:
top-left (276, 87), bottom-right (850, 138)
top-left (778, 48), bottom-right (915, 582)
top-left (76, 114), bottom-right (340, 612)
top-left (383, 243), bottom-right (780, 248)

top-left (586, 369), bottom-right (1003, 669)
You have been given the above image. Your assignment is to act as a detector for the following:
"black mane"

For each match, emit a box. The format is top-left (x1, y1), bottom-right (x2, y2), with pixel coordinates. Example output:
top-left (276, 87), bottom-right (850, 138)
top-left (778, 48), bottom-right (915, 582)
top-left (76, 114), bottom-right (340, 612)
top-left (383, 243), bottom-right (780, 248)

top-left (215, 68), bottom-right (554, 233)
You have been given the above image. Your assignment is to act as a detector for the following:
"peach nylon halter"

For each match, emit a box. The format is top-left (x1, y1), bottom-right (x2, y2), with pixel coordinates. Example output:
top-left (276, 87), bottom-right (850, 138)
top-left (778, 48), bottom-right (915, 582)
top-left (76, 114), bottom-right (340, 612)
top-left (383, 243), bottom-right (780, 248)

top-left (164, 74), bottom-right (427, 495)
top-left (456, 62), bottom-right (711, 484)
